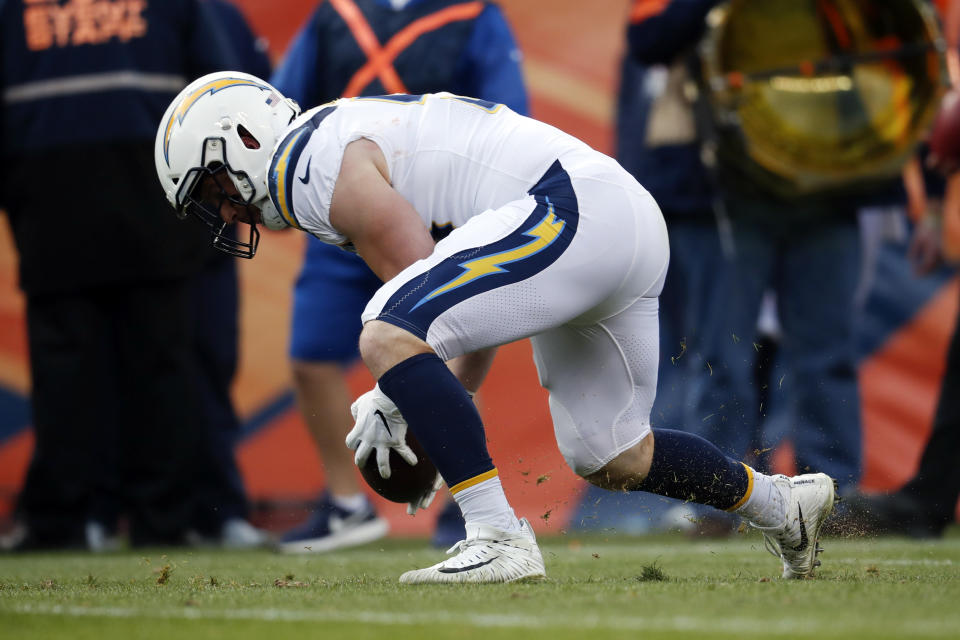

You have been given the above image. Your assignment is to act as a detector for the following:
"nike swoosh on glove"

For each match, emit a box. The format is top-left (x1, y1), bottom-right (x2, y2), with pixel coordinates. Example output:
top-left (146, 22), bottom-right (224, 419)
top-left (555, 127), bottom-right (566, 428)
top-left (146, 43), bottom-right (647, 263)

top-left (346, 384), bottom-right (417, 479)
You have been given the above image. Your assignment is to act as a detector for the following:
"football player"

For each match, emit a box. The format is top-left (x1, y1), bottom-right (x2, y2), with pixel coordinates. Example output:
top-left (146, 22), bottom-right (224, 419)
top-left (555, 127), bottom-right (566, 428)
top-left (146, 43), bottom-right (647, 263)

top-left (157, 72), bottom-right (839, 583)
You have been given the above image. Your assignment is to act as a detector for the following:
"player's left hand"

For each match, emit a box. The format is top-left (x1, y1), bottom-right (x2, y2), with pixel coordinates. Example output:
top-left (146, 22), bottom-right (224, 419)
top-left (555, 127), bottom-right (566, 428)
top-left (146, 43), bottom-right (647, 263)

top-left (407, 472), bottom-right (444, 515)
top-left (346, 385), bottom-right (417, 479)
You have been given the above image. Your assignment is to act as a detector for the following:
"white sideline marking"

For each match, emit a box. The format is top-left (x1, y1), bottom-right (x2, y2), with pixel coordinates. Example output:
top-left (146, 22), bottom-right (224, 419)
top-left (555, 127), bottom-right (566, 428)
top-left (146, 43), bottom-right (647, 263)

top-left (5, 604), bottom-right (958, 636)
top-left (832, 558), bottom-right (954, 567)
top-left (539, 539), bottom-right (960, 560)
top-left (559, 544), bottom-right (957, 567)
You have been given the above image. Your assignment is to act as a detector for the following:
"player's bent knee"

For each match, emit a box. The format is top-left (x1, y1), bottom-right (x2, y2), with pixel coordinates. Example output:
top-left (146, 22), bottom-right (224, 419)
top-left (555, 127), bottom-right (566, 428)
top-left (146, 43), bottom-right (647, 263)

top-left (583, 433), bottom-right (655, 492)
top-left (358, 320), bottom-right (435, 379)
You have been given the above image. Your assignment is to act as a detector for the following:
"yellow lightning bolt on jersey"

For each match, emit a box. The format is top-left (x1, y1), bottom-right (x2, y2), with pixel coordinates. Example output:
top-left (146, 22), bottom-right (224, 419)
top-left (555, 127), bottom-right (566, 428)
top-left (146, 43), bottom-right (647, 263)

top-left (413, 203), bottom-right (566, 310)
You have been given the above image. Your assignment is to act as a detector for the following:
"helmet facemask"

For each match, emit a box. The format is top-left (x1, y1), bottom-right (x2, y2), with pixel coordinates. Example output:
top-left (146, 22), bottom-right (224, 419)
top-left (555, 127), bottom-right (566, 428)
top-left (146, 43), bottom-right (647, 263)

top-left (176, 136), bottom-right (263, 259)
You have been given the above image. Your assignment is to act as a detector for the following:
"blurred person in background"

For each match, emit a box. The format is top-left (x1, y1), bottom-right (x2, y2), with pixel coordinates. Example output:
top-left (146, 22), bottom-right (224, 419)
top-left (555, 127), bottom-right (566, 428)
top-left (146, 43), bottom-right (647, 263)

top-left (268, 0), bottom-right (528, 553)
top-left (615, 22), bottom-right (724, 446)
top-left (0, 0), bottom-right (256, 550)
top-left (617, 0), bottom-right (946, 534)
top-left (843, 232), bottom-right (960, 537)
top-left (842, 74), bottom-right (960, 538)
top-left (184, 0), bottom-right (273, 549)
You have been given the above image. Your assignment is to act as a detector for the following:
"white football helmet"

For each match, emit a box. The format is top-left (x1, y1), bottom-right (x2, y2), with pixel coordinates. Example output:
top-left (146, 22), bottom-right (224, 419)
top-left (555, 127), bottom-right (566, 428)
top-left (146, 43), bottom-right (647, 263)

top-left (155, 71), bottom-right (301, 258)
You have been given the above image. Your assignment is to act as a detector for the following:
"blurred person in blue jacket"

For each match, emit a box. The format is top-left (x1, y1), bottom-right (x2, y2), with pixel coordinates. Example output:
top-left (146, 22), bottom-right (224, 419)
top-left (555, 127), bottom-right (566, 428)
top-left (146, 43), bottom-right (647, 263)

top-left (616, 24), bottom-right (721, 437)
top-left (269, 0), bottom-right (528, 553)
top-left (0, 0), bottom-right (244, 550)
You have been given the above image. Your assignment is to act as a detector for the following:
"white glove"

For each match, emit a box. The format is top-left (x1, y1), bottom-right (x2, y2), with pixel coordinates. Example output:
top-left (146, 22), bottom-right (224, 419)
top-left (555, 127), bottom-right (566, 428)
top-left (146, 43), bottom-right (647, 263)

top-left (407, 472), bottom-right (445, 515)
top-left (346, 385), bottom-right (417, 479)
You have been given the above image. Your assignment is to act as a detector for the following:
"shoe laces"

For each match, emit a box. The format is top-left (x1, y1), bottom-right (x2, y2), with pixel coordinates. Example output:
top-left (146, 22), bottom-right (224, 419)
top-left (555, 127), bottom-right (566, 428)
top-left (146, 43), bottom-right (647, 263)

top-left (438, 536), bottom-right (507, 574)
top-left (446, 534), bottom-right (497, 556)
top-left (446, 538), bottom-right (469, 555)
top-left (745, 518), bottom-right (789, 560)
top-left (763, 534), bottom-right (824, 572)
top-left (762, 532), bottom-right (786, 561)
top-left (445, 526), bottom-right (528, 556)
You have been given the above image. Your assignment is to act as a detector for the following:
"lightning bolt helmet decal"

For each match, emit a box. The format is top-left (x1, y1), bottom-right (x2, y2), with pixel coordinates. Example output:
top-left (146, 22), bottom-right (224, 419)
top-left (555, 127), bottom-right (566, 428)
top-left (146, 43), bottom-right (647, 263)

top-left (162, 77), bottom-right (271, 166)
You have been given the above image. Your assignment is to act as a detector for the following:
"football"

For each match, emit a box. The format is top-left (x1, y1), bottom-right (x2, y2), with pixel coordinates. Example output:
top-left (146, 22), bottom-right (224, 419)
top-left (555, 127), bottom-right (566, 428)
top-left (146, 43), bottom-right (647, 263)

top-left (359, 430), bottom-right (438, 503)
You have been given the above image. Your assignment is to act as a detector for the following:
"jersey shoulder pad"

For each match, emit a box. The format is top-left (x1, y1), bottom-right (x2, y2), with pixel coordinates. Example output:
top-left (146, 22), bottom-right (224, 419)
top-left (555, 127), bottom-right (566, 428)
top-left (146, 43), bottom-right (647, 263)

top-left (267, 106), bottom-right (338, 229)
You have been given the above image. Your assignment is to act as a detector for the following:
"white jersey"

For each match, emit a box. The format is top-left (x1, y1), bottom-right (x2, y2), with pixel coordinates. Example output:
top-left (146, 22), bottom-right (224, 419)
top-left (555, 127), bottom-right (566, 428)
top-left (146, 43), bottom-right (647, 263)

top-left (266, 93), bottom-right (629, 244)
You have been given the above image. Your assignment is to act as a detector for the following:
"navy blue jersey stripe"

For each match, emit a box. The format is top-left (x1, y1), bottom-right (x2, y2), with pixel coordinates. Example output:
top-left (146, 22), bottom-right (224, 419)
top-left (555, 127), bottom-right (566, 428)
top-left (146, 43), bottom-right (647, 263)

top-left (377, 160), bottom-right (578, 339)
top-left (268, 105), bottom-right (337, 228)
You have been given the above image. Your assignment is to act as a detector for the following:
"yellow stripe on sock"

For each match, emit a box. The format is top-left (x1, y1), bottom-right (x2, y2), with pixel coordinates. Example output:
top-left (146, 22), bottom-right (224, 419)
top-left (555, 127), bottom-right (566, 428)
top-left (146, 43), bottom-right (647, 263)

top-left (725, 463), bottom-right (755, 512)
top-left (449, 468), bottom-right (498, 495)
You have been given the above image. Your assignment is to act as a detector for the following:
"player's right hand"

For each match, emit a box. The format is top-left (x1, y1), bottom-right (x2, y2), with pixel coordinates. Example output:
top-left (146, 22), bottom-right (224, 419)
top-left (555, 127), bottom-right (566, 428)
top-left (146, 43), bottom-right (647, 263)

top-left (407, 472), bottom-right (444, 516)
top-left (346, 385), bottom-right (417, 479)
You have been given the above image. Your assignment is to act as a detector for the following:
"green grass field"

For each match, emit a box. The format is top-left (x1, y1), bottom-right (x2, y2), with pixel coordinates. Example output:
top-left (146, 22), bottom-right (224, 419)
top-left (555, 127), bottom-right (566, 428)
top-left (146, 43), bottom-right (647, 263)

top-left (2, 531), bottom-right (958, 640)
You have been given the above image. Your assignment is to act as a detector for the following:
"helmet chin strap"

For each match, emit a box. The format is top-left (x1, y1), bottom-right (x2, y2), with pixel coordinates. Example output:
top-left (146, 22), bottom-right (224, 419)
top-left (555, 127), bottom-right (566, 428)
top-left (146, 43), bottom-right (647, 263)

top-left (259, 198), bottom-right (289, 231)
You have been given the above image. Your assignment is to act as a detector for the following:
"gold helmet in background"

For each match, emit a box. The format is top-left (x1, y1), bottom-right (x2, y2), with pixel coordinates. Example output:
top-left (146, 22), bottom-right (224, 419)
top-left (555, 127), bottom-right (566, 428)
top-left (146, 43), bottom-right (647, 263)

top-left (700, 0), bottom-right (947, 197)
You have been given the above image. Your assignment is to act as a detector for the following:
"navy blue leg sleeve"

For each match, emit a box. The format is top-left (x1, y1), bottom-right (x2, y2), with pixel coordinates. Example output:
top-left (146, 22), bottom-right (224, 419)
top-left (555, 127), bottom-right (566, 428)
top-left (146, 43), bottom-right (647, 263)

top-left (377, 353), bottom-right (494, 488)
top-left (637, 429), bottom-right (750, 510)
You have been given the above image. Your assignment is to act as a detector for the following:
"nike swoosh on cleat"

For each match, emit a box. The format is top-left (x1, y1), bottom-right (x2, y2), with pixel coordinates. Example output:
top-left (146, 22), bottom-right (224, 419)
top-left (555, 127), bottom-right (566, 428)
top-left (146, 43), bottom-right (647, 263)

top-left (374, 410), bottom-right (392, 436)
top-left (298, 157), bottom-right (312, 184)
top-left (437, 557), bottom-right (498, 574)
top-left (790, 504), bottom-right (809, 552)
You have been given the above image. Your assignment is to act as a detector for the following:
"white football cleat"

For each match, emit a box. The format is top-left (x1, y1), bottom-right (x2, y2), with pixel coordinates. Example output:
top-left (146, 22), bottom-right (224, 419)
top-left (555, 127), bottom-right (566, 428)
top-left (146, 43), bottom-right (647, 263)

top-left (399, 517), bottom-right (545, 584)
top-left (759, 473), bottom-right (839, 579)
